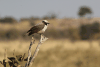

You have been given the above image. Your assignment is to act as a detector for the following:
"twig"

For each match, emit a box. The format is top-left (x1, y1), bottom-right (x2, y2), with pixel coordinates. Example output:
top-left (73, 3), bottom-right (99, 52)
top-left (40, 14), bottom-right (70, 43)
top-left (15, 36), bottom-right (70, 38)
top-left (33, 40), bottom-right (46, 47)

top-left (4, 49), bottom-right (7, 62)
top-left (13, 49), bottom-right (15, 56)
top-left (21, 53), bottom-right (26, 61)
top-left (28, 34), bottom-right (48, 67)
top-left (0, 61), bottom-right (3, 65)
top-left (25, 36), bottom-right (35, 67)
top-left (25, 34), bottom-right (48, 67)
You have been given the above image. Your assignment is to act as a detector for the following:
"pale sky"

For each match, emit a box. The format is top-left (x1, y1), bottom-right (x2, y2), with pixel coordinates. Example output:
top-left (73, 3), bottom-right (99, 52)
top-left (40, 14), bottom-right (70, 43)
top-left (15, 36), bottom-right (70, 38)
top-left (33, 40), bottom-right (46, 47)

top-left (0, 0), bottom-right (100, 20)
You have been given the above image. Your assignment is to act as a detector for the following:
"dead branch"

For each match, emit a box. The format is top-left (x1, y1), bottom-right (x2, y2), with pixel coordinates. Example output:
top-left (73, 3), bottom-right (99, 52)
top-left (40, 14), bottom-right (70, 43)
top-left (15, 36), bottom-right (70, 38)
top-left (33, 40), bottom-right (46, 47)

top-left (4, 49), bottom-right (7, 62)
top-left (25, 34), bottom-right (48, 67)
top-left (21, 53), bottom-right (26, 61)
top-left (0, 61), bottom-right (3, 65)
top-left (0, 35), bottom-right (48, 67)
top-left (25, 36), bottom-right (35, 67)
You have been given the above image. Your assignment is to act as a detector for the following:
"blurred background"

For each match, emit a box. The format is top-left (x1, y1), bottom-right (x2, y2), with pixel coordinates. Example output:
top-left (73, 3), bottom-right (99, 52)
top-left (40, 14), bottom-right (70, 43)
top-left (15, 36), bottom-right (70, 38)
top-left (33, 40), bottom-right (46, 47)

top-left (0, 0), bottom-right (100, 67)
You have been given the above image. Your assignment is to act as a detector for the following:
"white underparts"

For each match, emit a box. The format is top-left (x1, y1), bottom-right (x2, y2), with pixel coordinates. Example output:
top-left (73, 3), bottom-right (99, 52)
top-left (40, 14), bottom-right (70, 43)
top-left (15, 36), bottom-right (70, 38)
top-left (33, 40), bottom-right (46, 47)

top-left (37, 25), bottom-right (48, 34)
top-left (42, 25), bottom-right (48, 32)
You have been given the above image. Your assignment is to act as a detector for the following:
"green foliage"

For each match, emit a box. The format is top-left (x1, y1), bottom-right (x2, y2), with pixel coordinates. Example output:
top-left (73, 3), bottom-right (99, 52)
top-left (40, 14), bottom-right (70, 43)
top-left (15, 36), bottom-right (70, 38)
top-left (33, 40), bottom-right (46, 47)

top-left (43, 13), bottom-right (57, 20)
top-left (78, 6), bottom-right (92, 17)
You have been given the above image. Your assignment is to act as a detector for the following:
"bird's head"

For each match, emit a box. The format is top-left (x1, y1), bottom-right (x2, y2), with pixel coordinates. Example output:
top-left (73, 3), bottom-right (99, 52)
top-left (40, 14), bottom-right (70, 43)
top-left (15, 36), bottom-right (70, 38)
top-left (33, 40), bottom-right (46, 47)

top-left (42, 20), bottom-right (50, 25)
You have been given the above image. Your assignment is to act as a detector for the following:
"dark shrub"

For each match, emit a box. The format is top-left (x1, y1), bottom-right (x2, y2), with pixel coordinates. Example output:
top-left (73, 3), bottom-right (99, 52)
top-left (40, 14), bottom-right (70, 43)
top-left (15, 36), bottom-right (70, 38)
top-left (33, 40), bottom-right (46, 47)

top-left (0, 17), bottom-right (17, 23)
top-left (67, 28), bottom-right (80, 40)
top-left (6, 29), bottom-right (21, 39)
top-left (80, 21), bottom-right (100, 40)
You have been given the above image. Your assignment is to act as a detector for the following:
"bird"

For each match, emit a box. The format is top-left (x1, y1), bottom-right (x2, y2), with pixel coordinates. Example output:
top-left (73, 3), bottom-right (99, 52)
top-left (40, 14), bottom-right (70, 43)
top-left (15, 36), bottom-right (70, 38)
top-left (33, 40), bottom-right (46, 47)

top-left (25, 20), bottom-right (50, 36)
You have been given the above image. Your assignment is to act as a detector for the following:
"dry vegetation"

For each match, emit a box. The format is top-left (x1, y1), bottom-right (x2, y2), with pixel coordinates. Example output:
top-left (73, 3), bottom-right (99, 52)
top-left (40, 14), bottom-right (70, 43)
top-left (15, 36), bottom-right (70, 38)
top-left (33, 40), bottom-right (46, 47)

top-left (0, 42), bottom-right (100, 67)
top-left (0, 18), bottom-right (100, 40)
top-left (0, 18), bottom-right (100, 67)
top-left (0, 39), bottom-right (100, 67)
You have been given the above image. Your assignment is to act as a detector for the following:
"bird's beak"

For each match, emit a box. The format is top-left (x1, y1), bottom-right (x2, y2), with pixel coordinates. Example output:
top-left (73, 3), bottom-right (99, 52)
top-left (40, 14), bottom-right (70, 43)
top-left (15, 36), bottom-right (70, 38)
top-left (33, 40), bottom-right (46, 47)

top-left (47, 23), bottom-right (50, 24)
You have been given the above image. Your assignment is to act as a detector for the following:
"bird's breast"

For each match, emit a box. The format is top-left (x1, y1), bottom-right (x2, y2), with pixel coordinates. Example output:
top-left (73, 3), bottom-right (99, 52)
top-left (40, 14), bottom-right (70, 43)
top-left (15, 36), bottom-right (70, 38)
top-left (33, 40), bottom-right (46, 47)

top-left (37, 25), bottom-right (48, 34)
top-left (42, 25), bottom-right (48, 31)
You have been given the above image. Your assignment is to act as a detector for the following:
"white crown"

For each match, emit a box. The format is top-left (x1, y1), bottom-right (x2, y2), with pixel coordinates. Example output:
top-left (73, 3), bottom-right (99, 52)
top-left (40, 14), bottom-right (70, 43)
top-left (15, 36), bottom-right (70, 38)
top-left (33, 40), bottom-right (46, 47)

top-left (43, 20), bottom-right (48, 22)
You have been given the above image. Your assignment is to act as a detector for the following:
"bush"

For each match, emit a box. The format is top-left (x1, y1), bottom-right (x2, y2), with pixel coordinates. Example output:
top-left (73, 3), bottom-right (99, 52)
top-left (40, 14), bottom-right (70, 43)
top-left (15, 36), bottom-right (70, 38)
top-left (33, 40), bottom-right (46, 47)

top-left (67, 28), bottom-right (80, 41)
top-left (0, 17), bottom-right (17, 23)
top-left (6, 29), bottom-right (20, 39)
top-left (20, 17), bottom-right (40, 22)
top-left (0, 29), bottom-right (22, 40)
top-left (80, 21), bottom-right (100, 40)
top-left (42, 13), bottom-right (57, 20)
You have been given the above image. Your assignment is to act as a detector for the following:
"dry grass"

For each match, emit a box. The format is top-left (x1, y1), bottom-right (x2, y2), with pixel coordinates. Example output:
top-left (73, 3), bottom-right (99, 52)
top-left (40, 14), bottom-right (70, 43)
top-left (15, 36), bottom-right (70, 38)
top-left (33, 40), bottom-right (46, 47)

top-left (0, 39), bottom-right (99, 55)
top-left (0, 21), bottom-right (30, 31)
top-left (0, 18), bottom-right (100, 67)
top-left (0, 39), bottom-right (100, 67)
top-left (1, 17), bottom-right (100, 31)
top-left (0, 18), bottom-right (100, 40)
top-left (33, 47), bottom-right (100, 67)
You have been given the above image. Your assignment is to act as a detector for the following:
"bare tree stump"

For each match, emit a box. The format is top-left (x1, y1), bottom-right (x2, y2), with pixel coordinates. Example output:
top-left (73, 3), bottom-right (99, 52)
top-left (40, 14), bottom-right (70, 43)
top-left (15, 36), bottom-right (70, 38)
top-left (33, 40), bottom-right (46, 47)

top-left (25, 34), bottom-right (48, 67)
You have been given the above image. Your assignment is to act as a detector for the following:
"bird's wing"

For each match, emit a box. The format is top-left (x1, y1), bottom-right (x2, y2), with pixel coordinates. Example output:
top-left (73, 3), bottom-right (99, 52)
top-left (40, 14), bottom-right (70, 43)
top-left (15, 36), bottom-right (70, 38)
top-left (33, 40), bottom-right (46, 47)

top-left (27, 23), bottom-right (44, 33)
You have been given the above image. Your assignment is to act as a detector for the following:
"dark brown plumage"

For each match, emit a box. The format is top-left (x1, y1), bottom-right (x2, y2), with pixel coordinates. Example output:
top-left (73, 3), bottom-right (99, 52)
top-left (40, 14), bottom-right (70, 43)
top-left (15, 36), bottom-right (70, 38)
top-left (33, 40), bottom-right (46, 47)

top-left (26, 20), bottom-right (49, 36)
top-left (27, 23), bottom-right (45, 36)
